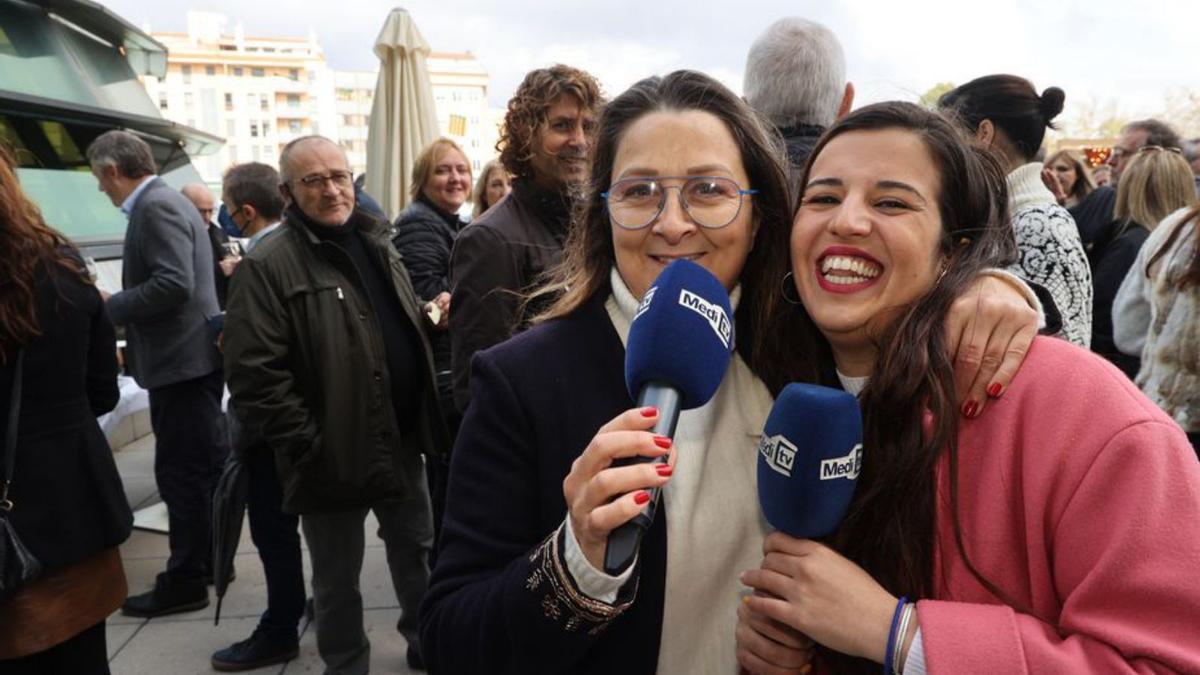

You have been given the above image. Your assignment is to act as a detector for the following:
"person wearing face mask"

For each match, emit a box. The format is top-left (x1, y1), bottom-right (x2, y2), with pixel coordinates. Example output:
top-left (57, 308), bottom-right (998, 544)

top-left (737, 101), bottom-right (1200, 675)
top-left (420, 71), bottom-right (1044, 675)
top-left (222, 136), bottom-right (449, 673)
top-left (939, 75), bottom-right (1093, 348)
top-left (471, 159), bottom-right (512, 218)
top-left (448, 64), bottom-right (603, 413)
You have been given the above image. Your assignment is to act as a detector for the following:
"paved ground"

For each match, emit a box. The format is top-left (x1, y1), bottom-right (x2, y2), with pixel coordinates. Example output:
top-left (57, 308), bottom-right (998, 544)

top-left (109, 434), bottom-right (421, 674)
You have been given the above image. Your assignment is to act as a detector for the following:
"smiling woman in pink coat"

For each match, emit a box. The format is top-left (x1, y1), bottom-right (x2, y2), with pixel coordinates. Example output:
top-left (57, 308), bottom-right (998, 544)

top-left (736, 101), bottom-right (1200, 675)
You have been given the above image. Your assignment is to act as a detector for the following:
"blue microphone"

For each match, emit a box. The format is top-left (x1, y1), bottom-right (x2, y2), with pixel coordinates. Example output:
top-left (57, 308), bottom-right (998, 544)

top-left (605, 259), bottom-right (735, 574)
top-left (758, 383), bottom-right (863, 538)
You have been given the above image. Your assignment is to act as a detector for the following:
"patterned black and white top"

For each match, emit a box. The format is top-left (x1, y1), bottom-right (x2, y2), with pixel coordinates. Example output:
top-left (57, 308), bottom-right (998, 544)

top-left (1007, 163), bottom-right (1093, 347)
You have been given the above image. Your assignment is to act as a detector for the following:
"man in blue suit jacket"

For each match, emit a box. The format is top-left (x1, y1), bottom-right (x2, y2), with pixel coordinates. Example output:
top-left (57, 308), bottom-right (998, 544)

top-left (88, 130), bottom-right (225, 618)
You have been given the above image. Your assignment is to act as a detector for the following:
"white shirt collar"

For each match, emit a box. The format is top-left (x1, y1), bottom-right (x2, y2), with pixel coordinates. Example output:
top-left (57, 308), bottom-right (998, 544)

top-left (119, 175), bottom-right (156, 218)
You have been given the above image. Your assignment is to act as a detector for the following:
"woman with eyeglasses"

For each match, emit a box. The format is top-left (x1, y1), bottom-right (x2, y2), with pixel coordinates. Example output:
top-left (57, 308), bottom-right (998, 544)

top-left (1092, 147), bottom-right (1198, 378)
top-left (735, 100), bottom-right (1200, 675)
top-left (418, 71), bottom-right (1045, 674)
top-left (939, 75), bottom-right (1093, 348)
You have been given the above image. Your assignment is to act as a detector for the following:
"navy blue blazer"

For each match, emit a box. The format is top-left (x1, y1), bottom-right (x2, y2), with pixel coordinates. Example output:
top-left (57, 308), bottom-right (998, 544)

top-left (420, 289), bottom-right (669, 674)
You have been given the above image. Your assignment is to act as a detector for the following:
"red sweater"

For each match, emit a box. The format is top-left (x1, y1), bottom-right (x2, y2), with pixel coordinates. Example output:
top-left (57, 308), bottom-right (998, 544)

top-left (919, 337), bottom-right (1200, 673)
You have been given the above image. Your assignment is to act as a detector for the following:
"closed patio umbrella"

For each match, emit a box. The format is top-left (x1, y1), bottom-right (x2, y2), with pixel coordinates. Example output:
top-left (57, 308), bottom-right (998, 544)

top-left (365, 7), bottom-right (440, 220)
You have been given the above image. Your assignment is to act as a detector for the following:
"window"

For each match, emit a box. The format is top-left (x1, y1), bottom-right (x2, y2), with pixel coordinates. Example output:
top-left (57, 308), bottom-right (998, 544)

top-left (337, 88), bottom-right (353, 102)
top-left (262, 122), bottom-right (270, 136)
top-left (205, 65), bottom-right (215, 76)
top-left (260, 94), bottom-right (269, 111)
top-left (251, 67), bottom-right (264, 77)
top-left (224, 93), bottom-right (233, 111)
top-left (289, 69), bottom-right (299, 81)
top-left (252, 145), bottom-right (261, 161)
top-left (287, 94), bottom-right (300, 108)
top-left (250, 122), bottom-right (259, 138)
top-left (181, 64), bottom-right (191, 84)
top-left (233, 67), bottom-right (243, 76)
top-left (184, 92), bottom-right (194, 109)
top-left (158, 92), bottom-right (168, 110)
top-left (247, 94), bottom-right (256, 108)
top-left (288, 120), bottom-right (301, 133)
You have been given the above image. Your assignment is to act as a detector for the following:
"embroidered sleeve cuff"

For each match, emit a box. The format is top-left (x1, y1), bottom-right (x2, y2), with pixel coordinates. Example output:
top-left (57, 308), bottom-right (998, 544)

top-left (563, 516), bottom-right (636, 603)
top-left (522, 520), bottom-right (638, 635)
top-left (981, 268), bottom-right (1046, 330)
top-left (903, 628), bottom-right (927, 675)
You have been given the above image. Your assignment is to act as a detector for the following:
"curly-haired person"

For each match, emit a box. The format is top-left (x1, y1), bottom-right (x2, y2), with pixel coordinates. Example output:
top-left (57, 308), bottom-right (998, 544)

top-left (448, 64), bottom-right (602, 412)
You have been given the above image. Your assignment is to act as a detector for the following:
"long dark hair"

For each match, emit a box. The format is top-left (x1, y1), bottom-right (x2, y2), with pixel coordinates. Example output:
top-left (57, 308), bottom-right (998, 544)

top-left (532, 70), bottom-right (828, 390)
top-left (938, 74), bottom-right (1064, 162)
top-left (0, 145), bottom-right (87, 363)
top-left (790, 102), bottom-right (1020, 672)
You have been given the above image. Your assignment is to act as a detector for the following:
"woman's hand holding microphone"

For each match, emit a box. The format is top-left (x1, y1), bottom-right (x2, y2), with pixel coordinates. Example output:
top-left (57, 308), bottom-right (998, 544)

top-left (562, 406), bottom-right (676, 570)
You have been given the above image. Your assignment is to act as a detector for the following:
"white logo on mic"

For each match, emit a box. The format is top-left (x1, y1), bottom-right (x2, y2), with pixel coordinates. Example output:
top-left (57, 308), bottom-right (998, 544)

top-left (758, 434), bottom-right (797, 477)
top-left (634, 286), bottom-right (657, 321)
top-left (678, 289), bottom-right (732, 348)
top-left (820, 444), bottom-right (863, 481)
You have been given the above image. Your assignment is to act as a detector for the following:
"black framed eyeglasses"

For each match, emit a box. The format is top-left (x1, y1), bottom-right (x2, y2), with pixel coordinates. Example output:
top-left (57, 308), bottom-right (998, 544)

top-left (601, 176), bottom-right (758, 230)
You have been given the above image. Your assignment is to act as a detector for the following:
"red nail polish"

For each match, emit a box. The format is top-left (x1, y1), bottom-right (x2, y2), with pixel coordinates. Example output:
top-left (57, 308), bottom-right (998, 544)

top-left (653, 436), bottom-right (672, 449)
top-left (961, 401), bottom-right (977, 418)
top-left (640, 407), bottom-right (658, 417)
top-left (634, 491), bottom-right (651, 505)
top-left (987, 383), bottom-right (1003, 398)
top-left (656, 464), bottom-right (673, 477)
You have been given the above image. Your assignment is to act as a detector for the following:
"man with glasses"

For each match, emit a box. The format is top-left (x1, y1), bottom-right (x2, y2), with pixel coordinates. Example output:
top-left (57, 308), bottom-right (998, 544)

top-left (223, 136), bottom-right (449, 672)
top-left (449, 64), bottom-right (603, 413)
top-left (1108, 119), bottom-right (1183, 184)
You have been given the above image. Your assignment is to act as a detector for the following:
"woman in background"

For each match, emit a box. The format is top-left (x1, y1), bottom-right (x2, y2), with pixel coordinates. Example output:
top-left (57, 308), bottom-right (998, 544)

top-left (1092, 146), bottom-right (1197, 377)
top-left (0, 146), bottom-right (132, 674)
top-left (1043, 149), bottom-right (1094, 209)
top-left (471, 158), bottom-right (512, 218)
top-left (940, 75), bottom-right (1094, 347)
top-left (1114, 201), bottom-right (1200, 457)
top-left (736, 101), bottom-right (1200, 675)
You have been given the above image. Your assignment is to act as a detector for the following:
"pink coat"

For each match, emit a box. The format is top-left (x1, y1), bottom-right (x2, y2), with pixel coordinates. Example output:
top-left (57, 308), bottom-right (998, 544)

top-left (919, 337), bottom-right (1200, 673)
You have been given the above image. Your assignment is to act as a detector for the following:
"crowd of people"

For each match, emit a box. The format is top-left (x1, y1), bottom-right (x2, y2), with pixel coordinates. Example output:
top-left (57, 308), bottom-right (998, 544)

top-left (0, 13), bottom-right (1198, 675)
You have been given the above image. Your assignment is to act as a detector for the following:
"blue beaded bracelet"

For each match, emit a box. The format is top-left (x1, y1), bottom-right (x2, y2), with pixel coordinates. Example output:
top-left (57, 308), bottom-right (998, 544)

top-left (883, 596), bottom-right (908, 675)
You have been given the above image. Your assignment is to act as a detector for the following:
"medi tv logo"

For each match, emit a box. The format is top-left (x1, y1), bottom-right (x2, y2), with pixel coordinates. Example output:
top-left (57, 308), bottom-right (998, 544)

top-left (678, 289), bottom-right (732, 348)
top-left (819, 444), bottom-right (862, 481)
top-left (758, 434), bottom-right (798, 477)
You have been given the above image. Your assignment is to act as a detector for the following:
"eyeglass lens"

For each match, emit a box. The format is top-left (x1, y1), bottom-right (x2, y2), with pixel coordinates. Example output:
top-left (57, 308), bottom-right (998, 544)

top-left (607, 177), bottom-right (745, 229)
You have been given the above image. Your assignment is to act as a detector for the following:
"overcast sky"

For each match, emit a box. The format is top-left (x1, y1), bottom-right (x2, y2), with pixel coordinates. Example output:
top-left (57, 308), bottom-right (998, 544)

top-left (101, 0), bottom-right (1200, 135)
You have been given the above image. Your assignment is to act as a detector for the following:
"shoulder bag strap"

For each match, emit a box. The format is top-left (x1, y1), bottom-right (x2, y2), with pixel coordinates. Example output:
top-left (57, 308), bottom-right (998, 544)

top-left (2, 349), bottom-right (24, 511)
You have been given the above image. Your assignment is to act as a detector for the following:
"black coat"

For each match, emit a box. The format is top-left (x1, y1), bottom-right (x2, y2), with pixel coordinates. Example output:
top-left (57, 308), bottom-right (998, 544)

top-left (420, 290), bottom-right (668, 675)
top-left (392, 198), bottom-right (463, 409)
top-left (1091, 220), bottom-right (1149, 378)
top-left (223, 208), bottom-right (449, 514)
top-left (448, 179), bottom-right (572, 412)
top-left (0, 260), bottom-right (131, 571)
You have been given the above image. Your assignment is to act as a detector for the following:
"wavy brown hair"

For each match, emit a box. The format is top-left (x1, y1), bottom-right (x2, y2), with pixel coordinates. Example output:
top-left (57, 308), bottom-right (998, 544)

top-left (786, 102), bottom-right (1021, 673)
top-left (0, 145), bottom-right (88, 363)
top-left (1044, 149), bottom-right (1095, 203)
top-left (531, 70), bottom-right (829, 391)
top-left (497, 65), bottom-right (603, 181)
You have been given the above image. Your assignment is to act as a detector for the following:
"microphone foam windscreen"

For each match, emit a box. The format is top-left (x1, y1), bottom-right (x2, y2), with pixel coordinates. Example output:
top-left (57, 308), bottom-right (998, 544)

top-left (758, 383), bottom-right (863, 538)
top-left (624, 259), bottom-right (735, 410)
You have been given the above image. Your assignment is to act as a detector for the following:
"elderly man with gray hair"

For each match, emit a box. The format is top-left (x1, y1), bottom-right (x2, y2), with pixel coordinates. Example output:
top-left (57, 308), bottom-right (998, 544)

top-left (86, 129), bottom-right (224, 618)
top-left (743, 17), bottom-right (855, 178)
top-left (222, 135), bottom-right (447, 672)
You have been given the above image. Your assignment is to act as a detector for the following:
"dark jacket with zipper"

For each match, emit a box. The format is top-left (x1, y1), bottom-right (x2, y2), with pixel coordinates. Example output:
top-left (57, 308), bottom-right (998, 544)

top-left (392, 197), bottom-right (464, 415)
top-left (448, 178), bottom-right (572, 412)
top-left (222, 206), bottom-right (449, 514)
